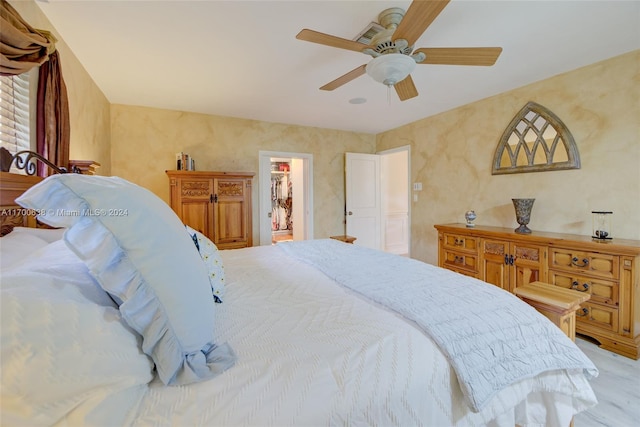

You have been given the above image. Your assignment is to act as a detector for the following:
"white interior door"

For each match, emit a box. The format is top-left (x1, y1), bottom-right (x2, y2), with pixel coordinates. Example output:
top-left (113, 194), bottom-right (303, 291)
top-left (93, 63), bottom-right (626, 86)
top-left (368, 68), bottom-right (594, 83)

top-left (345, 152), bottom-right (381, 250)
top-left (291, 158), bottom-right (305, 240)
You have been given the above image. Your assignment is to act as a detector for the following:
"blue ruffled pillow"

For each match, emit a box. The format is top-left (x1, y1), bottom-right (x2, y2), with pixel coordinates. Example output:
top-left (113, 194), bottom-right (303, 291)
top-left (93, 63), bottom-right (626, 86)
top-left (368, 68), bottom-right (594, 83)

top-left (185, 226), bottom-right (225, 303)
top-left (16, 174), bottom-right (236, 386)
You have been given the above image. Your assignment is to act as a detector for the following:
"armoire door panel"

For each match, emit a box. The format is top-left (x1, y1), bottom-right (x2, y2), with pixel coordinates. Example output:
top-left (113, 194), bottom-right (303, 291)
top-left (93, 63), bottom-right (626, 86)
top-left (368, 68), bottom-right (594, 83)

top-left (216, 201), bottom-right (246, 243)
top-left (214, 177), bottom-right (251, 247)
top-left (181, 201), bottom-right (212, 237)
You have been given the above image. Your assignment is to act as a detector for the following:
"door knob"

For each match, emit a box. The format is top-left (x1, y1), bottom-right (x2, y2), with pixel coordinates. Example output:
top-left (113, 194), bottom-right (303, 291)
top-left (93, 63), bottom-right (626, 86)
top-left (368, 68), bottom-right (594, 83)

top-left (348, 211), bottom-right (353, 215)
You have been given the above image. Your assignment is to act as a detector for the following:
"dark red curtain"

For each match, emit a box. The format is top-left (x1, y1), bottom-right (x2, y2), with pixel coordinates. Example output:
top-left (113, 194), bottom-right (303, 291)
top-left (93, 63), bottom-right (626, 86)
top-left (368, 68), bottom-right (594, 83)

top-left (36, 50), bottom-right (70, 176)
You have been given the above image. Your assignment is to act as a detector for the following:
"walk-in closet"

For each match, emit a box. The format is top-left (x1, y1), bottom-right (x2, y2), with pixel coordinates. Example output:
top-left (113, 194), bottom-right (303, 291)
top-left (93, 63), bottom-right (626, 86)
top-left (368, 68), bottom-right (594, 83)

top-left (271, 159), bottom-right (293, 243)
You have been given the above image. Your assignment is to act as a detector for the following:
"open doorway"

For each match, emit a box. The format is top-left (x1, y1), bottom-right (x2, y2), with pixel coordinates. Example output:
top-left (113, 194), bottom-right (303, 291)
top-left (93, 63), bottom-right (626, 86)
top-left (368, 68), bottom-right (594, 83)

top-left (258, 151), bottom-right (314, 246)
top-left (270, 158), bottom-right (294, 243)
top-left (380, 146), bottom-right (410, 256)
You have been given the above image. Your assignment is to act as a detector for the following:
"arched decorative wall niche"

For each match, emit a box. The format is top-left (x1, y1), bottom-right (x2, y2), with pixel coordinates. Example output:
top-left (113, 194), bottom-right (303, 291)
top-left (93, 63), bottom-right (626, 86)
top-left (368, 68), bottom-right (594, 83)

top-left (492, 101), bottom-right (580, 175)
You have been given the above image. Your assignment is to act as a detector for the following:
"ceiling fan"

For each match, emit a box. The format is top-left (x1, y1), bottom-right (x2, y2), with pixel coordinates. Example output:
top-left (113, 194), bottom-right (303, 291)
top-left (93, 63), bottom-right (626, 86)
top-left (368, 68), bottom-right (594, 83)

top-left (296, 0), bottom-right (502, 101)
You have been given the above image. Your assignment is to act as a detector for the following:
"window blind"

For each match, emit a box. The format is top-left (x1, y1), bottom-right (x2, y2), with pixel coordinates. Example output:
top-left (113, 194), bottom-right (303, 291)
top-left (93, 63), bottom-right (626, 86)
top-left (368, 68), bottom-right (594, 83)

top-left (0, 73), bottom-right (31, 159)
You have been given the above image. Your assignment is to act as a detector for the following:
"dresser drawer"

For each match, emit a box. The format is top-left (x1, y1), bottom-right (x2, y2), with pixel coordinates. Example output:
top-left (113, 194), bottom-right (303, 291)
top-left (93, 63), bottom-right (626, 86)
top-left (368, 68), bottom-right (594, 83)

top-left (442, 250), bottom-right (478, 273)
top-left (549, 271), bottom-right (619, 307)
top-left (576, 302), bottom-right (619, 332)
top-left (549, 248), bottom-right (619, 280)
top-left (446, 266), bottom-right (480, 279)
top-left (442, 233), bottom-right (478, 253)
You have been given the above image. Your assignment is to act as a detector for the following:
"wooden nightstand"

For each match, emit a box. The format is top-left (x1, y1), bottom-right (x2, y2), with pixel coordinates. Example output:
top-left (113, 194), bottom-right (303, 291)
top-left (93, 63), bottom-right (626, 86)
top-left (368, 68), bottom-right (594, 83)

top-left (514, 281), bottom-right (591, 341)
top-left (330, 235), bottom-right (356, 244)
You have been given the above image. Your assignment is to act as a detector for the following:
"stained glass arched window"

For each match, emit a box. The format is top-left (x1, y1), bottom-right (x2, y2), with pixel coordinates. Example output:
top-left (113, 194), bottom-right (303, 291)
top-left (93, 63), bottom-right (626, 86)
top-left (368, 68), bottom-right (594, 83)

top-left (492, 102), bottom-right (580, 174)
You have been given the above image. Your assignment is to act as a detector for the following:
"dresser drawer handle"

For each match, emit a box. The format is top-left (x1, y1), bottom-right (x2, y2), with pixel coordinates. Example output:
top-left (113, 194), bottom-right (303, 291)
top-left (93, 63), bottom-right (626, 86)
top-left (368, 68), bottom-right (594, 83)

top-left (571, 257), bottom-right (589, 267)
top-left (454, 255), bottom-right (463, 264)
top-left (454, 238), bottom-right (464, 246)
top-left (571, 281), bottom-right (590, 292)
top-left (576, 307), bottom-right (589, 317)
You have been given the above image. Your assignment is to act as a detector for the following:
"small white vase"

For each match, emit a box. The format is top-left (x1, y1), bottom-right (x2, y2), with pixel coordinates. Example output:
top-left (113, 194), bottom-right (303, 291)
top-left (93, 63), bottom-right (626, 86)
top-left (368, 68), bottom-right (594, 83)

top-left (465, 210), bottom-right (477, 227)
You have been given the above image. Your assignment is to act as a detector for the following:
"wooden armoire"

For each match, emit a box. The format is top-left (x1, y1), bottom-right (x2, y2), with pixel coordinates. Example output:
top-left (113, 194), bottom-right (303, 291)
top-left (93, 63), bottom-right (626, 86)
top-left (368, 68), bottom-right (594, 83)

top-left (166, 171), bottom-right (254, 249)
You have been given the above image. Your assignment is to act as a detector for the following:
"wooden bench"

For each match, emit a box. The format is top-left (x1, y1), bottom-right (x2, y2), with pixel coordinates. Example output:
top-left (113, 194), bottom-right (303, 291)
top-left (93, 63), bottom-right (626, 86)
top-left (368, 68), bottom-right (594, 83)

top-left (514, 281), bottom-right (591, 341)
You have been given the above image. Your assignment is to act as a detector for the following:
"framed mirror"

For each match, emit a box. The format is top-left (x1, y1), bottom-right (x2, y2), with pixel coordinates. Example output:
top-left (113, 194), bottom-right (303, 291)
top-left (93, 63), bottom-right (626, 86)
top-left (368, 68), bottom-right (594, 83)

top-left (492, 102), bottom-right (580, 175)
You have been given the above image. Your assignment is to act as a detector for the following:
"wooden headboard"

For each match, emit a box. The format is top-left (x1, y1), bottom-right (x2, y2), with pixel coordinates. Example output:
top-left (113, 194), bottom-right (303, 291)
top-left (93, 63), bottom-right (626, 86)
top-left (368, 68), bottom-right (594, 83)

top-left (0, 171), bottom-right (43, 236)
top-left (0, 148), bottom-right (100, 236)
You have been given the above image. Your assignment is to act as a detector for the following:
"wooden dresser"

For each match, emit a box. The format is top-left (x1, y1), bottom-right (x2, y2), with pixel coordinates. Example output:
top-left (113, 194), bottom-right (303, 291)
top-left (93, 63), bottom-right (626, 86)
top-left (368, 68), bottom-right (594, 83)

top-left (167, 171), bottom-right (254, 249)
top-left (435, 223), bottom-right (640, 359)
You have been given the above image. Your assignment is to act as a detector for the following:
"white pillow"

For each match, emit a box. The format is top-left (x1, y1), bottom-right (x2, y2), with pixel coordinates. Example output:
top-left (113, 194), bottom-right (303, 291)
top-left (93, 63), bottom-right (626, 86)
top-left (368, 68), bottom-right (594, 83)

top-left (186, 225), bottom-right (225, 303)
top-left (0, 243), bottom-right (153, 426)
top-left (10, 226), bottom-right (66, 242)
top-left (16, 174), bottom-right (236, 385)
top-left (2, 239), bottom-right (117, 306)
top-left (0, 231), bottom-right (49, 272)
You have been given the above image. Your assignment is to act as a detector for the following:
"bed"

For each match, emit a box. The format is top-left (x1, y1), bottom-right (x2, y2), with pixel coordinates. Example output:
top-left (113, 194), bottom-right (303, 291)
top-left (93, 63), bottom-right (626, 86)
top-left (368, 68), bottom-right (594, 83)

top-left (0, 167), bottom-right (598, 427)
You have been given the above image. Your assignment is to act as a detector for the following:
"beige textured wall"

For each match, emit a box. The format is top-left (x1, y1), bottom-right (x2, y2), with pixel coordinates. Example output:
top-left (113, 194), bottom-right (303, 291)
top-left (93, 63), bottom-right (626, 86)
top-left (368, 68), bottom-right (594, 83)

top-left (377, 51), bottom-right (640, 264)
top-left (110, 105), bottom-right (375, 242)
top-left (15, 0), bottom-right (637, 263)
top-left (9, 0), bottom-right (111, 174)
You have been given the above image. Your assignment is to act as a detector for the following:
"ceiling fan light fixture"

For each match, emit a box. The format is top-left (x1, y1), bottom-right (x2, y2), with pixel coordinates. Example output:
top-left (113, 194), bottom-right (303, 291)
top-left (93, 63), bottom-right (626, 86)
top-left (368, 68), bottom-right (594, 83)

top-left (365, 53), bottom-right (416, 86)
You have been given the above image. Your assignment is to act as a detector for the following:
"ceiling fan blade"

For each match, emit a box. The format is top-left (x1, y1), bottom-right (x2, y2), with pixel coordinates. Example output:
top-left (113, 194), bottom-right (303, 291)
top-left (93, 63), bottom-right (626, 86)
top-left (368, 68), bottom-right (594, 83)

top-left (394, 75), bottom-right (418, 101)
top-left (296, 29), bottom-right (369, 53)
top-left (320, 64), bottom-right (367, 91)
top-left (392, 0), bottom-right (451, 47)
top-left (414, 47), bottom-right (503, 66)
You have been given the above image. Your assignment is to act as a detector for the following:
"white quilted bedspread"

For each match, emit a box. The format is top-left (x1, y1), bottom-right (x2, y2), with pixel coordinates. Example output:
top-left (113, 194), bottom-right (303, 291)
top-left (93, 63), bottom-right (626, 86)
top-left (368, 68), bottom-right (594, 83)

top-left (0, 237), bottom-right (598, 426)
top-left (128, 243), bottom-right (597, 427)
top-left (280, 239), bottom-right (598, 412)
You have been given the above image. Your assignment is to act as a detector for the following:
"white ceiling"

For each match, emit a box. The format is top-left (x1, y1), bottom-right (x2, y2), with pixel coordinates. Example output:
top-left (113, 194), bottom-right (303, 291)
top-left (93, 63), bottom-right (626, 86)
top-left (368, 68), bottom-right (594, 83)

top-left (35, 0), bottom-right (640, 135)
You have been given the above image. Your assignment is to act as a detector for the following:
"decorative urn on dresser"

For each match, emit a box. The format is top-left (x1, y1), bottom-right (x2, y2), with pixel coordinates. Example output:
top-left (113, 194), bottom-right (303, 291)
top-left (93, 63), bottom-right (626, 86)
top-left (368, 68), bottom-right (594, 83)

top-left (434, 222), bottom-right (640, 359)
top-left (512, 198), bottom-right (535, 234)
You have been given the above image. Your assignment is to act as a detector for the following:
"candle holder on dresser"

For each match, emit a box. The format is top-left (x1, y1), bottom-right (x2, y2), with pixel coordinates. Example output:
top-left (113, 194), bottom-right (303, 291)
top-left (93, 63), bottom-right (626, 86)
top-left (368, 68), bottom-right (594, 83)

top-left (512, 198), bottom-right (535, 234)
top-left (592, 211), bottom-right (613, 240)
